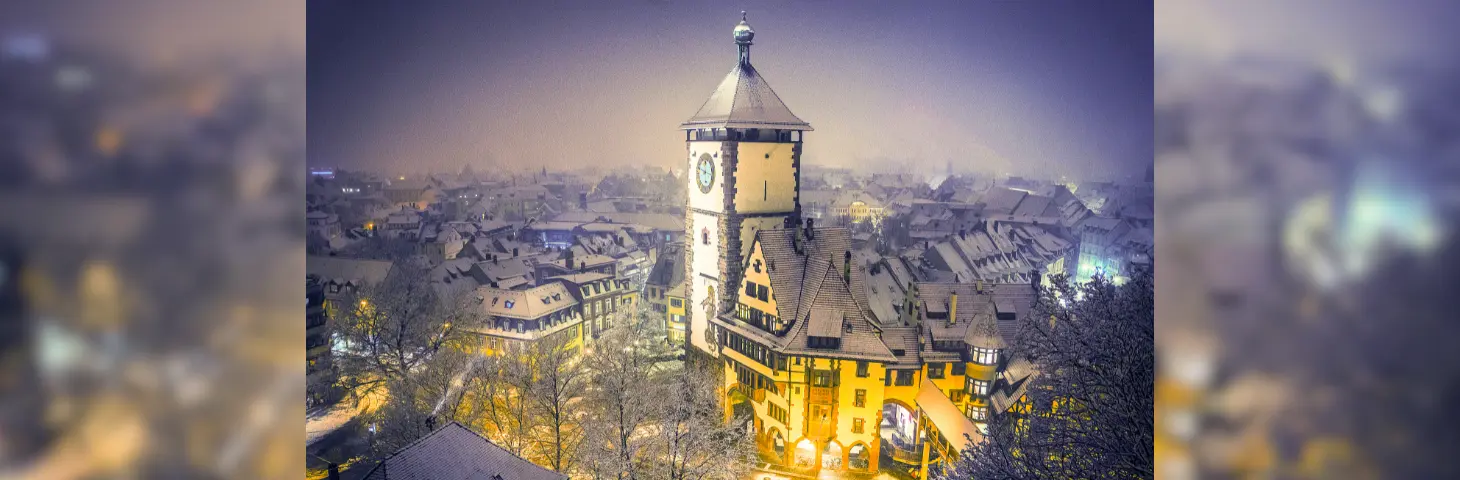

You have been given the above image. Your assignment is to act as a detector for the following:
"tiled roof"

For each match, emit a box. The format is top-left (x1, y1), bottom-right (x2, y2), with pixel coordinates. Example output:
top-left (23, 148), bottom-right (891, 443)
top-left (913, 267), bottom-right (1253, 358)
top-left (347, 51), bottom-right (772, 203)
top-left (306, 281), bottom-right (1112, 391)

top-left (358, 422), bottom-right (567, 480)
top-left (477, 282), bottom-right (578, 320)
top-left (680, 61), bottom-right (812, 131)
top-left (307, 256), bottom-right (394, 286)
top-left (647, 244), bottom-right (685, 288)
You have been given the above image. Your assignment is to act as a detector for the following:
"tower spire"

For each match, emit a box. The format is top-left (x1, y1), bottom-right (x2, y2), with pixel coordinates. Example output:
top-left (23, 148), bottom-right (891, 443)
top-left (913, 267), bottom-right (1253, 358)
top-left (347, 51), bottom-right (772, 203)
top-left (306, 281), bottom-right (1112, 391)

top-left (734, 12), bottom-right (755, 66)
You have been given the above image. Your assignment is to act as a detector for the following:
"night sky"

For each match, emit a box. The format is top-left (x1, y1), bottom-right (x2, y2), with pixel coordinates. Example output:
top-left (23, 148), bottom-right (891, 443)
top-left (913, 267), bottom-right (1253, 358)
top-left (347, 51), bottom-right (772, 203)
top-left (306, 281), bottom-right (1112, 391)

top-left (308, 0), bottom-right (1152, 180)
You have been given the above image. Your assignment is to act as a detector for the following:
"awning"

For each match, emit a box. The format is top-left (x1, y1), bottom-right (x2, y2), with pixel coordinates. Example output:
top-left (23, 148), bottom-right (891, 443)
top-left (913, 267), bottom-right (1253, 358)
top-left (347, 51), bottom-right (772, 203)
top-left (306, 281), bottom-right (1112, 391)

top-left (916, 379), bottom-right (983, 452)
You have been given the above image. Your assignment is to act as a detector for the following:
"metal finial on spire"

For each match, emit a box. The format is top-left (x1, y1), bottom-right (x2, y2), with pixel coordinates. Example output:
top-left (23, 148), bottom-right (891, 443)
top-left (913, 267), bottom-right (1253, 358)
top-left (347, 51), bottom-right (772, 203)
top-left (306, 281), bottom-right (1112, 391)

top-left (734, 11), bottom-right (755, 64)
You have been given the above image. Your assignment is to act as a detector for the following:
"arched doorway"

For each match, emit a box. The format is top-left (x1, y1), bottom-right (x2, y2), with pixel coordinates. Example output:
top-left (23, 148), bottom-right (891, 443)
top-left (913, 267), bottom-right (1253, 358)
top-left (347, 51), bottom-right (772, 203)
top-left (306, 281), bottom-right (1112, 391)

top-left (793, 438), bottom-right (817, 468)
top-left (771, 430), bottom-right (786, 461)
top-left (822, 440), bottom-right (844, 471)
top-left (880, 401), bottom-right (920, 468)
top-left (849, 443), bottom-right (871, 471)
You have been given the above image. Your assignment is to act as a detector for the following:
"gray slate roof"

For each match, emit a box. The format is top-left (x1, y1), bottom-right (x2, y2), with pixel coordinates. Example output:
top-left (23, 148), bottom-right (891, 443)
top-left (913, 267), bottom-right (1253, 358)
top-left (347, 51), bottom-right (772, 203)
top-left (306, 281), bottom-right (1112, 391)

top-left (358, 422), bottom-right (566, 480)
top-left (680, 62), bottom-right (812, 131)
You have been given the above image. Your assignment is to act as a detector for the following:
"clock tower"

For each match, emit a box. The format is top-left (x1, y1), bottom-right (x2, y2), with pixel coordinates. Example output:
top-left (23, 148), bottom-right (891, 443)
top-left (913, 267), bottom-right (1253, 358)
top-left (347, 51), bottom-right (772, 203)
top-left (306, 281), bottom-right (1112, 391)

top-left (681, 12), bottom-right (811, 359)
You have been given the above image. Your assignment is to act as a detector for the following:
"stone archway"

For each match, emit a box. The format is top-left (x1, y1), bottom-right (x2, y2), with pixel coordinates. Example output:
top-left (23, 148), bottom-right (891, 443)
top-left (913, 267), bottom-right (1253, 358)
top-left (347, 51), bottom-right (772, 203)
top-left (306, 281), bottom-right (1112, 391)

top-left (770, 429), bottom-right (786, 462)
top-left (822, 440), bottom-right (844, 471)
top-left (849, 442), bottom-right (871, 471)
top-left (793, 438), bottom-right (817, 468)
top-left (880, 401), bottom-right (920, 467)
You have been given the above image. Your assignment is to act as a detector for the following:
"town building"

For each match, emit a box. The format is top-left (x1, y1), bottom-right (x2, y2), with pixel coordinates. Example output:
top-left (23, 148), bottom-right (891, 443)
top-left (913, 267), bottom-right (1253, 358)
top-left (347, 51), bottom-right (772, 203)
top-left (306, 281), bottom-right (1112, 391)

top-left (681, 13), bottom-right (812, 361)
top-left (306, 277), bottom-right (335, 407)
top-left (679, 16), bottom-right (1038, 478)
top-left (645, 243), bottom-right (688, 347)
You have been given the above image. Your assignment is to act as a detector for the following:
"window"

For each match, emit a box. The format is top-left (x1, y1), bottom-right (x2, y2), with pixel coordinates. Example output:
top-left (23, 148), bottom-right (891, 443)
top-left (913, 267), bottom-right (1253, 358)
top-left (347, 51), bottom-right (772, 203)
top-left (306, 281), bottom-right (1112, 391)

top-left (928, 363), bottom-right (945, 379)
top-left (951, 362), bottom-right (966, 376)
top-left (852, 418), bottom-right (865, 434)
top-left (746, 280), bottom-right (756, 297)
top-left (702, 229), bottom-right (710, 245)
top-left (503, 300), bottom-right (515, 309)
top-left (971, 379), bottom-right (991, 396)
top-left (894, 370), bottom-right (914, 386)
top-left (856, 361), bottom-right (869, 378)
top-left (811, 370), bottom-right (834, 388)
top-left (972, 346), bottom-right (1000, 365)
top-left (970, 406), bottom-right (987, 421)
top-left (757, 284), bottom-right (768, 302)
top-left (670, 298), bottom-right (682, 308)
top-left (854, 389), bottom-right (866, 408)
top-left (768, 403), bottom-right (788, 425)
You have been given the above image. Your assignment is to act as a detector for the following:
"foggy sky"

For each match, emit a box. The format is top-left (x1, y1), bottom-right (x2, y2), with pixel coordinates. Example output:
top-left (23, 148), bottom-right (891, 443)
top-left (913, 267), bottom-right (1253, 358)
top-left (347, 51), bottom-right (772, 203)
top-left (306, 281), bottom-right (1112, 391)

top-left (309, 0), bottom-right (1151, 180)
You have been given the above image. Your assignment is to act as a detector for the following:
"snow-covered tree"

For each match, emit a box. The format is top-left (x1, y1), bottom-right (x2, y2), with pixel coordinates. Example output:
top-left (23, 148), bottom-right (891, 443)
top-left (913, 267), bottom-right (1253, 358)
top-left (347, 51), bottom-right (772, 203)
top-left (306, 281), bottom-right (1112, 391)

top-left (650, 361), bottom-right (756, 480)
top-left (333, 262), bottom-right (484, 402)
top-left (578, 310), bottom-right (676, 479)
top-left (947, 269), bottom-right (1154, 480)
top-left (528, 334), bottom-right (590, 473)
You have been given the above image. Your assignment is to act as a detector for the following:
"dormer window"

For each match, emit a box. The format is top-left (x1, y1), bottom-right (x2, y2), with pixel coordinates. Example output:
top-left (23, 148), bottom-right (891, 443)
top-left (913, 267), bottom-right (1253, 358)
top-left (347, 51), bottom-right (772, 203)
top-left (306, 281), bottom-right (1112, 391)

top-left (504, 300), bottom-right (515, 309)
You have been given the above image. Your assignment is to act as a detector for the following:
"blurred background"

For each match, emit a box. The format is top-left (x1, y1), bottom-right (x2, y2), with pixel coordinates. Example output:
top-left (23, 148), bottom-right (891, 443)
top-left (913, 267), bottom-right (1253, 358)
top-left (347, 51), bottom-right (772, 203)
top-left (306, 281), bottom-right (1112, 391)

top-left (0, 0), bottom-right (303, 479)
top-left (2, 0), bottom-right (1460, 479)
top-left (1156, 0), bottom-right (1460, 478)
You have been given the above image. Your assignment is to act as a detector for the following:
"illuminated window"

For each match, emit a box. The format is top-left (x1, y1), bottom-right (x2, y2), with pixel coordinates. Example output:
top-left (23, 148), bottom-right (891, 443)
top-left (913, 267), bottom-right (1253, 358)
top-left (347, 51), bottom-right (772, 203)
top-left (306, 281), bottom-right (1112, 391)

top-left (503, 300), bottom-right (515, 309)
top-left (972, 346), bottom-right (999, 365)
top-left (928, 363), bottom-right (945, 379)
top-left (854, 389), bottom-right (866, 408)
top-left (852, 418), bottom-right (865, 434)
top-left (970, 379), bottom-right (991, 396)
top-left (969, 406), bottom-right (987, 421)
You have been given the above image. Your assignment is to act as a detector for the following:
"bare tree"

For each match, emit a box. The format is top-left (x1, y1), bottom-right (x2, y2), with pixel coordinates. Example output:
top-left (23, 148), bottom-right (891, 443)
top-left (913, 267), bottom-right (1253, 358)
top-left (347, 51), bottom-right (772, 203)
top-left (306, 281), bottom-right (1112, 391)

top-left (468, 347), bottom-right (537, 458)
top-left (528, 334), bottom-right (590, 473)
top-left (650, 361), bottom-right (756, 480)
top-left (579, 310), bottom-right (677, 480)
top-left (333, 262), bottom-right (482, 401)
top-left (947, 269), bottom-right (1154, 480)
top-left (365, 347), bottom-right (479, 457)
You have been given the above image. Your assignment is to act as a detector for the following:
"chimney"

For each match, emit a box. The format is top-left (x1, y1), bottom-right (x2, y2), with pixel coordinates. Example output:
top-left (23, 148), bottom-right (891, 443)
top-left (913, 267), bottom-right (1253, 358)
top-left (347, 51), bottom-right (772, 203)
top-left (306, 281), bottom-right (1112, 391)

top-left (425, 415), bottom-right (436, 431)
top-left (804, 217), bottom-right (815, 240)
top-left (948, 291), bottom-right (958, 327)
top-left (1031, 269), bottom-right (1041, 289)
top-left (843, 251), bottom-right (852, 284)
top-left (328, 464), bottom-right (340, 480)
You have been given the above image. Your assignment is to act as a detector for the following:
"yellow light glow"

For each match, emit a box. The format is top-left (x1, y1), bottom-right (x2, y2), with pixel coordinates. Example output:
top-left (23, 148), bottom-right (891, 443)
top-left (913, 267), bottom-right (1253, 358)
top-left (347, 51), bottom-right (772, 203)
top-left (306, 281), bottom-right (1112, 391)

top-left (95, 128), bottom-right (123, 156)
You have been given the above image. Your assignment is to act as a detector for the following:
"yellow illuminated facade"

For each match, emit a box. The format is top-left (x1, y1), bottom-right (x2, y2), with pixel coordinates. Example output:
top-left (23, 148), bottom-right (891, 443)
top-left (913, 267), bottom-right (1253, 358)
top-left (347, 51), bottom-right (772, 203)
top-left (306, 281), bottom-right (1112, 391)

top-left (713, 228), bottom-right (1038, 477)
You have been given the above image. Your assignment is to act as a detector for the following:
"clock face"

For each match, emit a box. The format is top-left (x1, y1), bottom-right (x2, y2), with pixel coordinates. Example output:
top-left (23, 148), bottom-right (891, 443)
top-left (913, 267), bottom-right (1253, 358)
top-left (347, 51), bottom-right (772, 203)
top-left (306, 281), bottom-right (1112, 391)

top-left (696, 153), bottom-right (715, 193)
